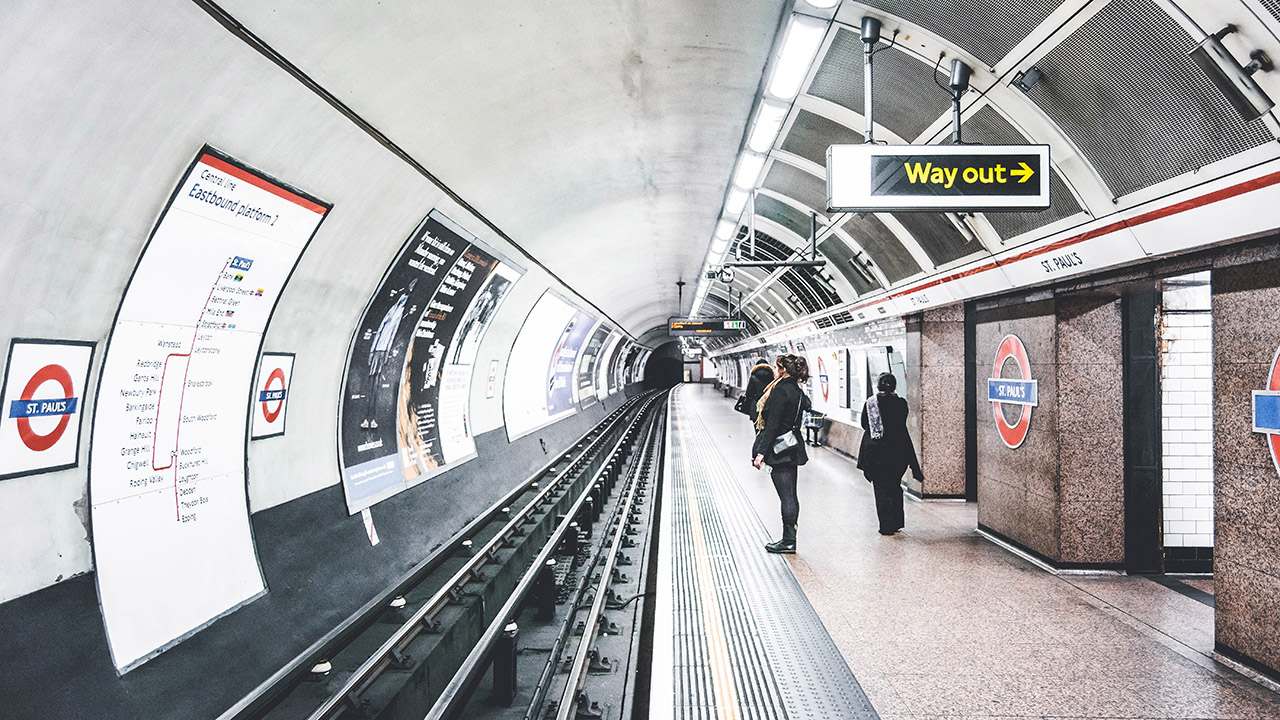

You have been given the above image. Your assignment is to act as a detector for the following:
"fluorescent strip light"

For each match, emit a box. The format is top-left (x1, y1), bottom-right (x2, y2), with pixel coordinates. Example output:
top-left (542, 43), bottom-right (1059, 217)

top-left (715, 219), bottom-right (736, 240)
top-left (725, 188), bottom-right (748, 216)
top-left (733, 153), bottom-right (766, 189)
top-left (710, 237), bottom-right (729, 255)
top-left (747, 101), bottom-right (789, 154)
top-left (768, 14), bottom-right (827, 100)
top-left (805, 0), bottom-right (839, 8)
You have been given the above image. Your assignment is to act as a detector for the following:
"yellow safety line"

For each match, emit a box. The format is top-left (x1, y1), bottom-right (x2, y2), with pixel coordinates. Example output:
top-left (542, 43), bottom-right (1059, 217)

top-left (674, 396), bottom-right (740, 720)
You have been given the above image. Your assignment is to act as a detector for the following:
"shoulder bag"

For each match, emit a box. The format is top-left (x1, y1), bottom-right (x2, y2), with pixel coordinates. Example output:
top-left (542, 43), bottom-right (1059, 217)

top-left (733, 394), bottom-right (750, 415)
top-left (770, 395), bottom-right (804, 454)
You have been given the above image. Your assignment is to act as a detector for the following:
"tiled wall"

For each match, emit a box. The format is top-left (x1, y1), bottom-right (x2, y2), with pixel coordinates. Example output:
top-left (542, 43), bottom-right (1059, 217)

top-left (1159, 281), bottom-right (1214, 549)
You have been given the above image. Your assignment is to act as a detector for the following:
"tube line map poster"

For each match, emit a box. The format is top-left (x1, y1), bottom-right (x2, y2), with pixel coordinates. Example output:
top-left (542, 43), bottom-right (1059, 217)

top-left (89, 146), bottom-right (331, 672)
top-left (338, 211), bottom-right (520, 513)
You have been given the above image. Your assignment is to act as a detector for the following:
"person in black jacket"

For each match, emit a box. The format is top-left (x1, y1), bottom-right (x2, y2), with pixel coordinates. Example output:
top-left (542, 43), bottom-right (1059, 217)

top-left (857, 372), bottom-right (924, 535)
top-left (751, 354), bottom-right (811, 554)
top-left (742, 358), bottom-right (775, 424)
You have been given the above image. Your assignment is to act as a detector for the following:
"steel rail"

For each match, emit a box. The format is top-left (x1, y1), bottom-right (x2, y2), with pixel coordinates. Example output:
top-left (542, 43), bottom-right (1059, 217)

top-left (422, 393), bottom-right (664, 720)
top-left (307, 397), bottom-right (650, 720)
top-left (554, 407), bottom-right (660, 720)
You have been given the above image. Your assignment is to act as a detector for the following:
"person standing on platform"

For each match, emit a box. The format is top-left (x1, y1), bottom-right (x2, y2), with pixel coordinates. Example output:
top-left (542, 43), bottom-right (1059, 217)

top-left (752, 354), bottom-right (811, 554)
top-left (857, 372), bottom-right (923, 536)
top-left (742, 357), bottom-right (775, 424)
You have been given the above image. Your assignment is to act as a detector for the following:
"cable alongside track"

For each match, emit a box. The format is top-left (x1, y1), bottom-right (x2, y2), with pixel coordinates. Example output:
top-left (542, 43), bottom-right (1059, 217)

top-left (222, 392), bottom-right (662, 720)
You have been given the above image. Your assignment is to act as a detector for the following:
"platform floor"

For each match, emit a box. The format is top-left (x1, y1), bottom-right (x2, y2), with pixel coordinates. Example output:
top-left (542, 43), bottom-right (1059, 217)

top-left (660, 383), bottom-right (1280, 720)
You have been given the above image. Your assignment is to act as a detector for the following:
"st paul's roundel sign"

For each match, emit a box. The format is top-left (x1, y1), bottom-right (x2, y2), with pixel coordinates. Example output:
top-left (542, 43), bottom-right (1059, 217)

top-left (1251, 342), bottom-right (1280, 475)
top-left (988, 334), bottom-right (1038, 449)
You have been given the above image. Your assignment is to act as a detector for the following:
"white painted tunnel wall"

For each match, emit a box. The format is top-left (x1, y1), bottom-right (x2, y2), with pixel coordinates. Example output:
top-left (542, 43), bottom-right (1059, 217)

top-left (0, 2), bottom-right (601, 602)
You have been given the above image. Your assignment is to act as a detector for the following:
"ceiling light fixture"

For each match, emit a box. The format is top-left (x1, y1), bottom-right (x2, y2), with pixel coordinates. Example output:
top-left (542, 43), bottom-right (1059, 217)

top-left (715, 219), bottom-right (736, 240)
top-left (710, 237), bottom-right (729, 255)
top-left (725, 188), bottom-right (749, 216)
top-left (805, 0), bottom-right (840, 8)
top-left (768, 14), bottom-right (828, 100)
top-left (732, 152), bottom-right (766, 189)
top-left (747, 100), bottom-right (789, 153)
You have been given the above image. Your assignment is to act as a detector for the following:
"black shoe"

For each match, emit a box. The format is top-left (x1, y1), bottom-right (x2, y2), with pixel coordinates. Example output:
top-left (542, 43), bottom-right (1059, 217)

top-left (878, 529), bottom-right (895, 536)
top-left (765, 524), bottom-right (797, 553)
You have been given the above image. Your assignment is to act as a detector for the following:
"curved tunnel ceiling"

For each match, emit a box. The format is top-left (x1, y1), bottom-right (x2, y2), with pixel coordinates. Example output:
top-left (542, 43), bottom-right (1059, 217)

top-left (212, 1), bottom-right (1279, 347)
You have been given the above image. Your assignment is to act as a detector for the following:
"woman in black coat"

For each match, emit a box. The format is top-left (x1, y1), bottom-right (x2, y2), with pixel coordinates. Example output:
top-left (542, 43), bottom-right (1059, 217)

top-left (742, 358), bottom-right (775, 424)
top-left (751, 354), bottom-right (811, 554)
top-left (857, 372), bottom-right (923, 535)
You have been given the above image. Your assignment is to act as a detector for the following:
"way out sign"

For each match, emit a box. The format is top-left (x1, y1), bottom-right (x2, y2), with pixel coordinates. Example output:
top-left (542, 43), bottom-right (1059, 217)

top-left (826, 144), bottom-right (1051, 212)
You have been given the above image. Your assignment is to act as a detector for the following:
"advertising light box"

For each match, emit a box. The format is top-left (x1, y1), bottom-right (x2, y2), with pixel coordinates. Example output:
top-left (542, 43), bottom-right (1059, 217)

top-left (338, 211), bottom-right (522, 513)
top-left (503, 292), bottom-right (595, 441)
top-left (89, 146), bottom-right (330, 672)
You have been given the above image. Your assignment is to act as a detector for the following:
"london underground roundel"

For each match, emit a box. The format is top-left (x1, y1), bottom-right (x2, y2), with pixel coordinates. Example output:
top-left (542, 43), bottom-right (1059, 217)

top-left (1251, 343), bottom-right (1280, 476)
top-left (0, 339), bottom-right (95, 479)
top-left (987, 334), bottom-right (1039, 449)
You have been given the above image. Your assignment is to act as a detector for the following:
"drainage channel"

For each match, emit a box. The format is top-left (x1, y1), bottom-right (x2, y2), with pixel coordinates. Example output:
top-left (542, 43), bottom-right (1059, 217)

top-left (221, 391), bottom-right (660, 720)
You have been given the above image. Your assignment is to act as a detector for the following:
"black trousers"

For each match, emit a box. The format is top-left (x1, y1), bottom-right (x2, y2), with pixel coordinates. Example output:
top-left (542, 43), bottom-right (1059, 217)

top-left (869, 474), bottom-right (904, 533)
top-left (770, 463), bottom-right (799, 527)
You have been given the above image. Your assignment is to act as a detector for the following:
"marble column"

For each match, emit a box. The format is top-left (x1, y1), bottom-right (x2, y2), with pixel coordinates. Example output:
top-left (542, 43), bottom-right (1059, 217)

top-left (1212, 258), bottom-right (1280, 676)
top-left (905, 305), bottom-right (967, 498)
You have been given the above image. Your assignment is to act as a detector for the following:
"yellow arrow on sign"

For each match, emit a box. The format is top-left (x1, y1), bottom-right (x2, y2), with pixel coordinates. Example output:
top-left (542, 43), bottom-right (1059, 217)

top-left (1011, 162), bottom-right (1035, 183)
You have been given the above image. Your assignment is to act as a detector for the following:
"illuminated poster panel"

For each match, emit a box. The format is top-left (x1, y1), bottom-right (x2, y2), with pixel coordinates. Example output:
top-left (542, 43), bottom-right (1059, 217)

top-left (606, 339), bottom-right (631, 395)
top-left (546, 311), bottom-right (597, 417)
top-left (338, 211), bottom-right (521, 513)
top-left (576, 325), bottom-right (612, 408)
top-left (594, 333), bottom-right (622, 401)
top-left (89, 147), bottom-right (330, 672)
top-left (0, 339), bottom-right (95, 479)
top-left (503, 292), bottom-right (595, 440)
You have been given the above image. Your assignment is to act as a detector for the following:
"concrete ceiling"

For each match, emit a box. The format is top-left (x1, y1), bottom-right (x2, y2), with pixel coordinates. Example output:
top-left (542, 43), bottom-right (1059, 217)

top-left (215, 0), bottom-right (789, 338)
top-left (208, 0), bottom-right (1280, 348)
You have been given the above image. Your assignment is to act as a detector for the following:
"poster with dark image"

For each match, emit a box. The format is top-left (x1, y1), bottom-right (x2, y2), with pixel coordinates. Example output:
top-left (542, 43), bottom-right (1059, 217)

top-left (450, 271), bottom-right (513, 366)
top-left (545, 311), bottom-right (596, 416)
top-left (401, 243), bottom-right (500, 483)
top-left (606, 339), bottom-right (630, 394)
top-left (338, 213), bottom-right (467, 513)
top-left (576, 325), bottom-right (611, 407)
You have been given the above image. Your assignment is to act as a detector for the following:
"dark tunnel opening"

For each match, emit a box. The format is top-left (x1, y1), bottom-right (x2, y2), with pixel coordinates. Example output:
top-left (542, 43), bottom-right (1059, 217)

top-left (643, 341), bottom-right (683, 390)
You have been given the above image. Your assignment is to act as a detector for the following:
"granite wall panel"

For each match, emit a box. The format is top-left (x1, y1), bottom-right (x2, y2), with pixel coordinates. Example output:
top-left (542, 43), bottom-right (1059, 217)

top-left (910, 307), bottom-right (968, 497)
top-left (975, 295), bottom-right (1125, 566)
top-left (1212, 256), bottom-right (1280, 676)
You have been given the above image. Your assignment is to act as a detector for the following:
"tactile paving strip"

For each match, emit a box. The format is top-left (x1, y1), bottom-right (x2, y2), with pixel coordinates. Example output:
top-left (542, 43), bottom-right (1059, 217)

top-left (666, 390), bottom-right (879, 720)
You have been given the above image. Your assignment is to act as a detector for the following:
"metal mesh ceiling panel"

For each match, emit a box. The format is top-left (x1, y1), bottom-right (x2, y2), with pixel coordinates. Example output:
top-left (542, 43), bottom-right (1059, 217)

top-left (1260, 0), bottom-right (1280, 24)
top-left (754, 194), bottom-right (811, 240)
top-left (780, 109), bottom-right (865, 167)
top-left (1023, 0), bottom-right (1274, 198)
top-left (893, 212), bottom-right (977, 266)
top-left (958, 105), bottom-right (1083, 240)
top-left (818, 236), bottom-right (880, 295)
top-left (732, 227), bottom-right (793, 262)
top-left (858, 0), bottom-right (1068, 67)
top-left (808, 30), bottom-right (952, 141)
top-left (776, 265), bottom-right (843, 315)
top-left (762, 160), bottom-right (828, 215)
top-left (841, 213), bottom-right (921, 283)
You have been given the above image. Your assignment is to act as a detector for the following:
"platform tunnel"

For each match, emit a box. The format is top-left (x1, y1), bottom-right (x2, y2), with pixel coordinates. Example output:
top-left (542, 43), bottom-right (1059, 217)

top-left (5, 0), bottom-right (1280, 717)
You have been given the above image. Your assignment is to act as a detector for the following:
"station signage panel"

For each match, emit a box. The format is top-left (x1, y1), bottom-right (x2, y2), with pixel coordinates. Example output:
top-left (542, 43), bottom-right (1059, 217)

top-left (90, 146), bottom-right (331, 672)
top-left (827, 144), bottom-right (1051, 212)
top-left (1253, 343), bottom-right (1280, 476)
top-left (669, 318), bottom-right (747, 336)
top-left (0, 339), bottom-right (95, 480)
top-left (987, 334), bottom-right (1038, 449)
